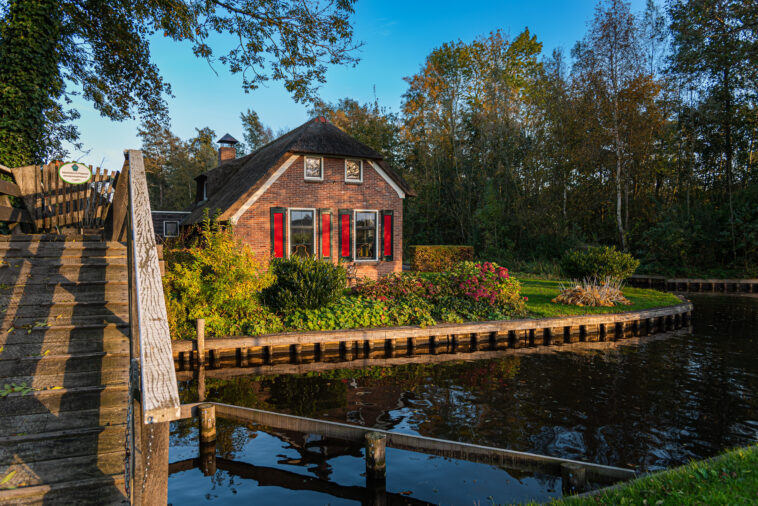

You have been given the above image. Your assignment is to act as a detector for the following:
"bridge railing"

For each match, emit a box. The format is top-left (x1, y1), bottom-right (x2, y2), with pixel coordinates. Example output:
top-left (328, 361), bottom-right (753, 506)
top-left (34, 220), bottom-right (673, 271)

top-left (109, 149), bottom-right (180, 503)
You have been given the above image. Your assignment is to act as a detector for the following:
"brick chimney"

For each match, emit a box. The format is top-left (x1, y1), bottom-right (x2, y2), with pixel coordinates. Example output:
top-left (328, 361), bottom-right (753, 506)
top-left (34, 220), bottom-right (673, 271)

top-left (217, 133), bottom-right (239, 164)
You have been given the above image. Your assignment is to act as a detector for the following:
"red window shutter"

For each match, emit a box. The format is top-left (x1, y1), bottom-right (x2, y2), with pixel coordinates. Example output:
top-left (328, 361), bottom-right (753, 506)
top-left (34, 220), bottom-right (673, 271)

top-left (338, 209), bottom-right (352, 260)
top-left (270, 207), bottom-right (286, 258)
top-left (319, 209), bottom-right (331, 258)
top-left (380, 210), bottom-right (394, 261)
top-left (341, 214), bottom-right (350, 257)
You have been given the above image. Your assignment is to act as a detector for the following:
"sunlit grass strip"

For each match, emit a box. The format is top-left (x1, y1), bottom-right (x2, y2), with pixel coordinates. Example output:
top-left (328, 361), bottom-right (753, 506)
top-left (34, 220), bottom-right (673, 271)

top-left (553, 444), bottom-right (758, 505)
top-left (521, 278), bottom-right (682, 319)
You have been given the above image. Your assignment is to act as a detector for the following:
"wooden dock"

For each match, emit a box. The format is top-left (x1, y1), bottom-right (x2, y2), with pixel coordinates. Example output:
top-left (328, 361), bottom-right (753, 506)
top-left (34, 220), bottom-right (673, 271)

top-left (628, 274), bottom-right (758, 293)
top-left (0, 152), bottom-right (181, 504)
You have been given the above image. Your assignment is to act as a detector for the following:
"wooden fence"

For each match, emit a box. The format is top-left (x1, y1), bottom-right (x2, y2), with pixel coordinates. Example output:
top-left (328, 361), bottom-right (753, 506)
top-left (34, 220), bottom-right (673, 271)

top-left (0, 162), bottom-right (116, 232)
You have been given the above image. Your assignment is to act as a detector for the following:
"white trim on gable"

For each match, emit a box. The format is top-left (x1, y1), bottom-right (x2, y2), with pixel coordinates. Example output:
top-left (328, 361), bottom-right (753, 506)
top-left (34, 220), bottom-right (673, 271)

top-left (230, 154), bottom-right (299, 224)
top-left (368, 161), bottom-right (405, 199)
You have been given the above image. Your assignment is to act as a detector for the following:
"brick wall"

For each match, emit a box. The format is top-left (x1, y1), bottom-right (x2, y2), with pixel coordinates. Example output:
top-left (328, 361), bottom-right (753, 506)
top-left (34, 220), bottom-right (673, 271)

top-left (234, 155), bottom-right (404, 279)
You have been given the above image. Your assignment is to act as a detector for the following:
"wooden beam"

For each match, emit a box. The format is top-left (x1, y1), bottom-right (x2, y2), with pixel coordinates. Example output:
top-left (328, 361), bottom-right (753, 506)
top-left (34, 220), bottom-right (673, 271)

top-left (0, 205), bottom-right (32, 223)
top-left (0, 179), bottom-right (22, 197)
top-left (198, 403), bottom-right (636, 485)
top-left (126, 150), bottom-right (180, 423)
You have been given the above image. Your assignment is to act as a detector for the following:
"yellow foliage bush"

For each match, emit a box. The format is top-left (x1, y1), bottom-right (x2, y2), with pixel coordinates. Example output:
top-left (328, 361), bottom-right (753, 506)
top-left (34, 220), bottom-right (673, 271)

top-left (163, 217), bottom-right (283, 340)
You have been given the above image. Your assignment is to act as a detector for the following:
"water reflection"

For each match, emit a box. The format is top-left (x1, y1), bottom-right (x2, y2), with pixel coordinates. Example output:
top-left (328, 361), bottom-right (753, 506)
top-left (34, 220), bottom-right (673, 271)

top-left (169, 295), bottom-right (758, 503)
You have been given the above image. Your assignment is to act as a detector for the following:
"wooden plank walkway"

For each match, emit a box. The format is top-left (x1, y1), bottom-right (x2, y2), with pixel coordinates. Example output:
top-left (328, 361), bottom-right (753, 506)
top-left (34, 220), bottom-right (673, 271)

top-left (0, 236), bottom-right (130, 504)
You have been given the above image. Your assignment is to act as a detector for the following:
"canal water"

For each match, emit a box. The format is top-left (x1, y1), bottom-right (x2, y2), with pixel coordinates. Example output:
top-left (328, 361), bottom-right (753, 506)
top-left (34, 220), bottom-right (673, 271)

top-left (168, 295), bottom-right (758, 504)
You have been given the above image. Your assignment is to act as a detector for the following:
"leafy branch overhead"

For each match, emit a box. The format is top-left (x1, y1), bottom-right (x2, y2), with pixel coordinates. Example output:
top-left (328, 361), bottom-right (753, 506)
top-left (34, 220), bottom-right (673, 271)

top-left (0, 0), bottom-right (361, 166)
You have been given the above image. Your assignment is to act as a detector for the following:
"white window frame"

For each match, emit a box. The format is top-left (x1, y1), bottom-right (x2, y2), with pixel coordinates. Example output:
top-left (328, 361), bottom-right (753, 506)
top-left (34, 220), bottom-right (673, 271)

top-left (304, 156), bottom-right (324, 181)
top-left (163, 220), bottom-right (180, 237)
top-left (287, 208), bottom-right (317, 258)
top-left (344, 159), bottom-right (363, 183)
top-left (353, 209), bottom-right (378, 262)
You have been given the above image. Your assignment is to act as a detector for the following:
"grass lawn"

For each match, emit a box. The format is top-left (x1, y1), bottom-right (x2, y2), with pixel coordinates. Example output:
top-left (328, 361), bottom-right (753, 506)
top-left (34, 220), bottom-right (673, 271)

top-left (551, 444), bottom-right (758, 505)
top-left (520, 278), bottom-right (683, 319)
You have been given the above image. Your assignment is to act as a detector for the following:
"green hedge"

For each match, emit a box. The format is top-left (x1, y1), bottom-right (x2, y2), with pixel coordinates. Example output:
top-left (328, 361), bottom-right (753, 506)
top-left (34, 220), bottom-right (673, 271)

top-left (409, 245), bottom-right (474, 272)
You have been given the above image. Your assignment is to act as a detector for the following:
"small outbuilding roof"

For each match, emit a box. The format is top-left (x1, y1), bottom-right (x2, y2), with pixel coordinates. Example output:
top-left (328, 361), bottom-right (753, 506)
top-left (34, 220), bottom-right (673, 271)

top-left (183, 118), bottom-right (414, 225)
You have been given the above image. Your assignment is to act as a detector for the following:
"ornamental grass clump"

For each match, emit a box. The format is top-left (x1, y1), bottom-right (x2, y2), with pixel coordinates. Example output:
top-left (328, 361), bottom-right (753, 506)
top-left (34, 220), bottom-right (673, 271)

top-left (163, 217), bottom-right (282, 340)
top-left (552, 278), bottom-right (632, 307)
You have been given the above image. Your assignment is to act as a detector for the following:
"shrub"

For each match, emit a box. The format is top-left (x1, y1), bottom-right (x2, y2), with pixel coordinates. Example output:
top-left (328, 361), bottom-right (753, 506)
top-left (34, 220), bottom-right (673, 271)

top-left (284, 296), bottom-right (436, 331)
top-left (262, 256), bottom-right (346, 313)
top-left (449, 261), bottom-right (527, 316)
top-left (163, 217), bottom-right (282, 340)
top-left (409, 245), bottom-right (474, 272)
top-left (560, 246), bottom-right (640, 281)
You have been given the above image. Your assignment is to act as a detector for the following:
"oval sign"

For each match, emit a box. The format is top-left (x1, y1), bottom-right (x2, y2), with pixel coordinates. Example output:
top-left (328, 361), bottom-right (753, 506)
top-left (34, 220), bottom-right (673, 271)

top-left (58, 162), bottom-right (92, 185)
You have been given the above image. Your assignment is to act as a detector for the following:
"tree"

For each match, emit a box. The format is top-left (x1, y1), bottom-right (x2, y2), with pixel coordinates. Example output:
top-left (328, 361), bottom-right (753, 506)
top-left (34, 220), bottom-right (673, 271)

top-left (572, 0), bottom-right (646, 250)
top-left (240, 109), bottom-right (274, 153)
top-left (0, 0), bottom-right (360, 166)
top-left (0, 0), bottom-right (78, 166)
top-left (310, 97), bottom-right (403, 167)
top-left (139, 122), bottom-right (217, 210)
top-left (668, 0), bottom-right (758, 263)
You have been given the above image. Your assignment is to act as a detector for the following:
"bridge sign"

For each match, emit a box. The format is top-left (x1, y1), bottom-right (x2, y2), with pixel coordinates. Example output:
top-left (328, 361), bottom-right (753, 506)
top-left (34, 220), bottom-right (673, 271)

top-left (58, 162), bottom-right (92, 185)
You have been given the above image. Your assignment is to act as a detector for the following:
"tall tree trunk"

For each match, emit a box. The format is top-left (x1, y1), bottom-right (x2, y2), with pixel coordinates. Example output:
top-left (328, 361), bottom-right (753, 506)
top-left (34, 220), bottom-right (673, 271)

top-left (723, 68), bottom-right (737, 264)
top-left (613, 98), bottom-right (628, 250)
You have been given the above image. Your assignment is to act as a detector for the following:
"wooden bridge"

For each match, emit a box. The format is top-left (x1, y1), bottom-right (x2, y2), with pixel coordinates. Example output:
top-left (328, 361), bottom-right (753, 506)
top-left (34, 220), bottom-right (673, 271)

top-left (0, 152), bottom-right (180, 504)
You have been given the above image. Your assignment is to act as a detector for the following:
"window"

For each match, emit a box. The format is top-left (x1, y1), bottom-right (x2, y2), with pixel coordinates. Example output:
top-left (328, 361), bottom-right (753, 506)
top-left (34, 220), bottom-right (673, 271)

top-left (345, 159), bottom-right (362, 183)
top-left (289, 209), bottom-right (315, 257)
top-left (304, 156), bottom-right (323, 181)
top-left (354, 211), bottom-right (377, 261)
top-left (163, 221), bottom-right (179, 237)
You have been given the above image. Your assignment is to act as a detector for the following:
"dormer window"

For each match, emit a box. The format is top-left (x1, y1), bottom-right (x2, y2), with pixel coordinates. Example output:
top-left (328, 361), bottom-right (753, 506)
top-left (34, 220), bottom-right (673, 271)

top-left (304, 156), bottom-right (323, 181)
top-left (345, 159), bottom-right (362, 183)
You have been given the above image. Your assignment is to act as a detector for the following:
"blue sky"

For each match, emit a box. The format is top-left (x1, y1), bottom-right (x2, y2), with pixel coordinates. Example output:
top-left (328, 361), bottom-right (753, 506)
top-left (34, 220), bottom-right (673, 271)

top-left (66, 0), bottom-right (649, 168)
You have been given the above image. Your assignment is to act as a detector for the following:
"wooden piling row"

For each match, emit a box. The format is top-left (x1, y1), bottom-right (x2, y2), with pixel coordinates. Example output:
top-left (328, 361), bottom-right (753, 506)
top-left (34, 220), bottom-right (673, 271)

top-left (177, 303), bottom-right (693, 367)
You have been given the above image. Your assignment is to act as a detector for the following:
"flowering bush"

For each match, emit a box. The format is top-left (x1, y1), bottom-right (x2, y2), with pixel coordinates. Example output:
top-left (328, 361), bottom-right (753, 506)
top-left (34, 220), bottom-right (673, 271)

top-left (353, 261), bottom-right (527, 321)
top-left (449, 261), bottom-right (527, 316)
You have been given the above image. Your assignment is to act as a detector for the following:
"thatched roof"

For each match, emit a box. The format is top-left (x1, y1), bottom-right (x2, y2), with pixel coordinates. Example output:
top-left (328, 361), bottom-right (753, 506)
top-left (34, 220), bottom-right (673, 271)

top-left (183, 118), bottom-right (414, 225)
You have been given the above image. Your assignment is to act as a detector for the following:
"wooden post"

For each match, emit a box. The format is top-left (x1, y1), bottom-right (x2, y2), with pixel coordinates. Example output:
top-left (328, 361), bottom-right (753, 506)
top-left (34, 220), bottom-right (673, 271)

top-left (291, 343), bottom-right (302, 363)
top-left (561, 463), bottom-right (587, 494)
top-left (263, 346), bottom-right (272, 365)
top-left (197, 365), bottom-right (206, 402)
top-left (196, 318), bottom-right (205, 366)
top-left (385, 339), bottom-right (395, 358)
top-left (199, 403), bottom-right (216, 443)
top-left (238, 348), bottom-right (249, 367)
top-left (199, 440), bottom-right (217, 477)
top-left (365, 432), bottom-right (387, 482)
